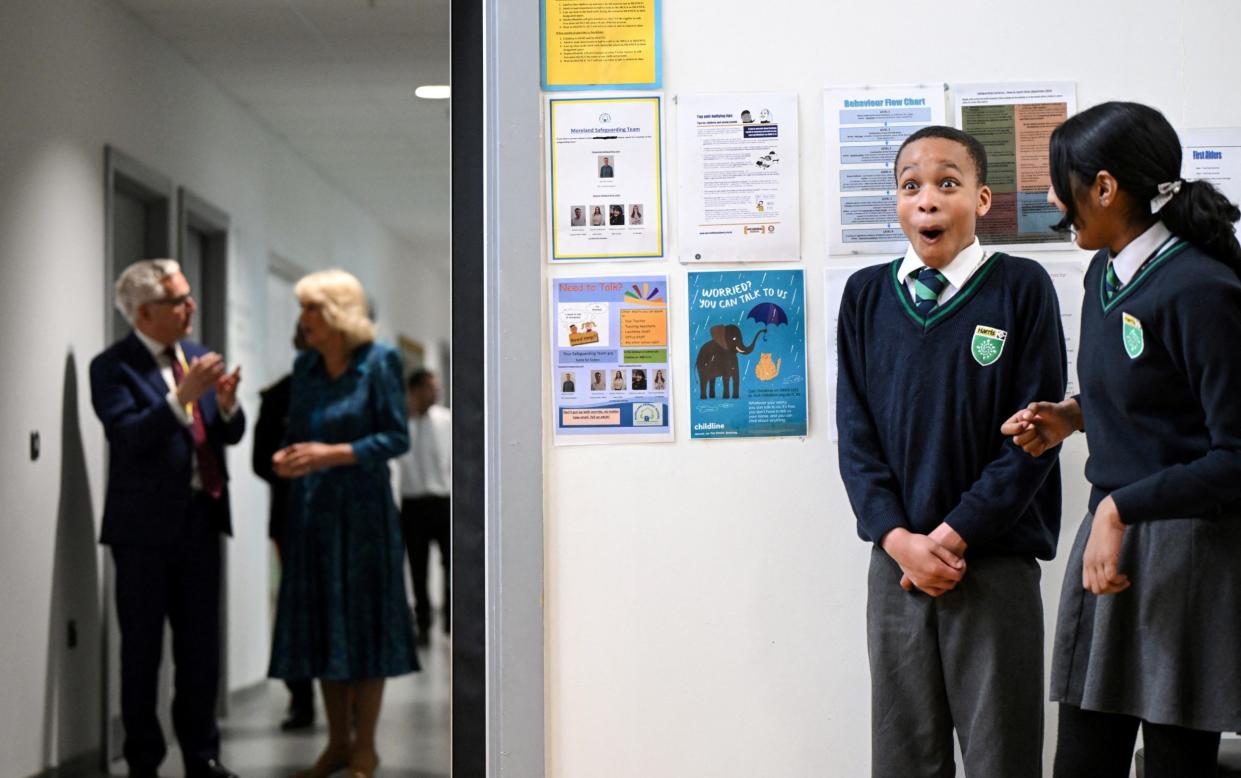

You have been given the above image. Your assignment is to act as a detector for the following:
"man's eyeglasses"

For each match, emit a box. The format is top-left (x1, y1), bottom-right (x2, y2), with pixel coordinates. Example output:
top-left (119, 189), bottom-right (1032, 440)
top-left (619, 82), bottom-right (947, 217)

top-left (148, 293), bottom-right (193, 308)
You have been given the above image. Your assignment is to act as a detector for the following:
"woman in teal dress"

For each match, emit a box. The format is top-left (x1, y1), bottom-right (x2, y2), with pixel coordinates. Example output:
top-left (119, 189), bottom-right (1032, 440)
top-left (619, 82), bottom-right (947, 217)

top-left (269, 268), bottom-right (418, 778)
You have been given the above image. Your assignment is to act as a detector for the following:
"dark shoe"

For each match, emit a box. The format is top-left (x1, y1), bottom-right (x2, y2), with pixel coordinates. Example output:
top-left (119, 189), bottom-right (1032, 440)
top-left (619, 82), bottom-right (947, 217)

top-left (416, 626), bottom-right (431, 647)
top-left (281, 708), bottom-right (315, 731)
top-left (185, 757), bottom-right (239, 778)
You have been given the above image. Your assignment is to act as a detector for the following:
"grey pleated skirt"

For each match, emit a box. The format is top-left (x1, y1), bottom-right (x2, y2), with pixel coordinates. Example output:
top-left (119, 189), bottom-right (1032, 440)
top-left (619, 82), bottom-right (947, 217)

top-left (1051, 510), bottom-right (1241, 732)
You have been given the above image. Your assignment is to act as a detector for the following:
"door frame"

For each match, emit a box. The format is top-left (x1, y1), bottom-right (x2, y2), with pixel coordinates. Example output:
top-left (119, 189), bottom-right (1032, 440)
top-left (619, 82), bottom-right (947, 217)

top-left (176, 186), bottom-right (232, 718)
top-left (176, 187), bottom-right (229, 353)
top-left (450, 1), bottom-right (545, 775)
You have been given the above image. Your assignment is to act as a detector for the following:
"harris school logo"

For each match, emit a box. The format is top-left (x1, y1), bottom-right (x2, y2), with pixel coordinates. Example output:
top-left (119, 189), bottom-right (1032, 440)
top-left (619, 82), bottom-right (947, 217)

top-left (1122, 313), bottom-right (1144, 359)
top-left (971, 325), bottom-right (1007, 367)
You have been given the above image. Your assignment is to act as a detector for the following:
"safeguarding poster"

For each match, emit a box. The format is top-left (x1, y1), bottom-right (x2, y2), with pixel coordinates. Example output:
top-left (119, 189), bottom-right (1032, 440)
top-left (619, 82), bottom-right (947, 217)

top-left (676, 92), bottom-right (800, 263)
top-left (688, 269), bottom-right (807, 439)
top-left (822, 84), bottom-right (947, 256)
top-left (951, 82), bottom-right (1076, 249)
top-left (541, 0), bottom-right (662, 91)
top-left (547, 93), bottom-right (666, 262)
top-left (1181, 128), bottom-right (1241, 220)
top-left (551, 275), bottom-right (672, 444)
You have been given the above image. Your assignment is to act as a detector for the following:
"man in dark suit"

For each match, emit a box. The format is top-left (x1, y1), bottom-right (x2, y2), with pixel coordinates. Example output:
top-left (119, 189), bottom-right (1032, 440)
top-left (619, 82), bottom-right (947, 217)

top-left (90, 259), bottom-right (243, 778)
top-left (251, 327), bottom-right (315, 730)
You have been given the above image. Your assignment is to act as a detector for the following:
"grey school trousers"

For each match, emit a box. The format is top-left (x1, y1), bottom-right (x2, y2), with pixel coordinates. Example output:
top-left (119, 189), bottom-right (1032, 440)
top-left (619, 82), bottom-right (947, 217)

top-left (867, 548), bottom-right (1044, 778)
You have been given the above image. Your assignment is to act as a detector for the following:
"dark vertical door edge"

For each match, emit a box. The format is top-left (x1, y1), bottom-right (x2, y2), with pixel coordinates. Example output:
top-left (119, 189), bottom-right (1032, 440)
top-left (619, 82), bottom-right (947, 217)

top-left (450, 0), bottom-right (487, 775)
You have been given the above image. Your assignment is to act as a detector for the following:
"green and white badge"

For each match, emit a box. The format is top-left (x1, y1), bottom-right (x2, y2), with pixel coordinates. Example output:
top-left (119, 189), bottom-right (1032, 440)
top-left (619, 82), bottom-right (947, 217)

top-left (1122, 312), bottom-right (1144, 359)
top-left (971, 325), bottom-right (1007, 366)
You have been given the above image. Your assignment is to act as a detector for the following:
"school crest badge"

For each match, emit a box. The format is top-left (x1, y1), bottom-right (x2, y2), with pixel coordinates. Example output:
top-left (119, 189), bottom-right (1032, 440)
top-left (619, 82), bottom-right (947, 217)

top-left (1122, 312), bottom-right (1144, 359)
top-left (971, 325), bottom-right (1007, 366)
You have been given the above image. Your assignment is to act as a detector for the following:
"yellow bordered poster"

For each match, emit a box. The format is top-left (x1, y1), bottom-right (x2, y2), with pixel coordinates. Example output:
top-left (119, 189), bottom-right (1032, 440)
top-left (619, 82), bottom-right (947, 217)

top-left (547, 93), bottom-right (666, 263)
top-left (541, 0), bottom-right (662, 91)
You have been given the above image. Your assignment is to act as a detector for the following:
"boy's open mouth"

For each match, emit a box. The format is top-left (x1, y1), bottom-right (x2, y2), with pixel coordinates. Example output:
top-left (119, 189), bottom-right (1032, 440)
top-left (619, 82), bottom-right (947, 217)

top-left (919, 227), bottom-right (945, 241)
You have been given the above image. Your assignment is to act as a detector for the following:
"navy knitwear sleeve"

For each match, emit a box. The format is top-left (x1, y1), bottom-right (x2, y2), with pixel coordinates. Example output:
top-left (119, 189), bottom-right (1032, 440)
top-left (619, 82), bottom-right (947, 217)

top-left (942, 270), bottom-right (1066, 547)
top-left (837, 271), bottom-right (909, 544)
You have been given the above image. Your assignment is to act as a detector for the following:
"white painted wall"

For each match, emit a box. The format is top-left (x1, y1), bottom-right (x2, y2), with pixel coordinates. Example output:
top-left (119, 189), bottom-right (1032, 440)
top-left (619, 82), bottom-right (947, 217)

top-left (543, 1), bottom-right (1241, 776)
top-left (0, 1), bottom-right (449, 775)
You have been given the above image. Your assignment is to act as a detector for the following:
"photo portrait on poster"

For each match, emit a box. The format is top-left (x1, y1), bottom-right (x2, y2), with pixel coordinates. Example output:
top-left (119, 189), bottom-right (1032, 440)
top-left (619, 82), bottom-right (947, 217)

top-left (551, 275), bottom-right (672, 444)
top-left (546, 93), bottom-right (666, 262)
top-left (688, 269), bottom-right (807, 439)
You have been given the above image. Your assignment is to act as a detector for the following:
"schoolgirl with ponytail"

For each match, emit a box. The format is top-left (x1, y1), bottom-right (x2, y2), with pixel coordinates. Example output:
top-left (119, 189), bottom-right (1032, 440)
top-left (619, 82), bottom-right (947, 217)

top-left (1002, 101), bottom-right (1241, 777)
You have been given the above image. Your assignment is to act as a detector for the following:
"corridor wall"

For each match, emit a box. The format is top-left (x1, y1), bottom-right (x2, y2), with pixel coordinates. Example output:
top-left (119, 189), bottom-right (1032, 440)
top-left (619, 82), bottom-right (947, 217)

top-left (0, 1), bottom-right (450, 775)
top-left (542, 1), bottom-right (1241, 776)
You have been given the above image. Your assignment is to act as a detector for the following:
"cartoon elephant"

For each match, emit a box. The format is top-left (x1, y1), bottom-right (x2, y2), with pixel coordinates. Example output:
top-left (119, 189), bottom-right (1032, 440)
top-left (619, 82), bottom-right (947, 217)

top-left (696, 324), bottom-right (766, 399)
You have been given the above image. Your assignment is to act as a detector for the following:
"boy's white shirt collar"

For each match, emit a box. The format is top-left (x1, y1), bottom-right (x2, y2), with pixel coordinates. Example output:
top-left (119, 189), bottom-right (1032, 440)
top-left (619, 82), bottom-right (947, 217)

top-left (1110, 221), bottom-right (1174, 285)
top-left (898, 238), bottom-right (989, 301)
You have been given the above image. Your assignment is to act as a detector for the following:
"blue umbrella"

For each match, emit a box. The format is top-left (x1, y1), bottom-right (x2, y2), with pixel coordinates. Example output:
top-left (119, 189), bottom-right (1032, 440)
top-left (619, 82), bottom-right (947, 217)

top-left (746, 302), bottom-right (788, 341)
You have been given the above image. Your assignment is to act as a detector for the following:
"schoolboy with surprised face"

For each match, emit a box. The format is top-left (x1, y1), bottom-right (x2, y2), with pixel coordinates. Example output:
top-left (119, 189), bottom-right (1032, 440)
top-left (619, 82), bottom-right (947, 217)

top-left (836, 126), bottom-right (1067, 777)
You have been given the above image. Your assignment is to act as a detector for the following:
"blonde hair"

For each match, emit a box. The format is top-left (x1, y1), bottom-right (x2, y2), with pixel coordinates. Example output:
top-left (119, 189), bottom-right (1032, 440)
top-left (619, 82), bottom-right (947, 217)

top-left (114, 259), bottom-right (181, 322)
top-left (295, 269), bottom-right (375, 348)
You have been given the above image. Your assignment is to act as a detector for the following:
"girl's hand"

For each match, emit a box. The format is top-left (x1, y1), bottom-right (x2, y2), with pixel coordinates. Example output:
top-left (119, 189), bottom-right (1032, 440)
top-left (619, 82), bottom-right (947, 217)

top-left (1000, 399), bottom-right (1081, 456)
top-left (1082, 496), bottom-right (1130, 595)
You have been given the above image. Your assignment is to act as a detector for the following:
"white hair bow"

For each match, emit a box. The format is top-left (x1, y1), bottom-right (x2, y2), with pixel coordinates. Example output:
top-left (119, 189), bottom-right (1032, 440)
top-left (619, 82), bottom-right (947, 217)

top-left (1150, 179), bottom-right (1183, 214)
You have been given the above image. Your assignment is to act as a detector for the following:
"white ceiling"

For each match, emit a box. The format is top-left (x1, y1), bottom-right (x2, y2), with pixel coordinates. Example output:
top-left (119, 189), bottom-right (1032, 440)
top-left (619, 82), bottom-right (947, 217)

top-left (115, 0), bottom-right (451, 255)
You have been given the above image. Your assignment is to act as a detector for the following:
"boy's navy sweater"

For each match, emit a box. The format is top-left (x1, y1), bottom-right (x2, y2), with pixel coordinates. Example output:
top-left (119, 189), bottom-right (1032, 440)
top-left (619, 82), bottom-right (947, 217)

top-left (837, 253), bottom-right (1066, 559)
top-left (1078, 242), bottom-right (1241, 522)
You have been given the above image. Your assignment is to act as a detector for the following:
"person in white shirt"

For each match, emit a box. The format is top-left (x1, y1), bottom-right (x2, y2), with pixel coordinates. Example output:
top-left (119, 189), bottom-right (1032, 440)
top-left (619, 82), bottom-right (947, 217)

top-left (398, 368), bottom-right (452, 644)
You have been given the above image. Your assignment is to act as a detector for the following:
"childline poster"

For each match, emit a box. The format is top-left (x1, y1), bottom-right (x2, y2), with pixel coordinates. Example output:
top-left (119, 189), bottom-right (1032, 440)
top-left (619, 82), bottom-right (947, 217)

top-left (688, 269), bottom-right (807, 439)
top-left (551, 275), bottom-right (672, 444)
top-left (546, 93), bottom-right (666, 262)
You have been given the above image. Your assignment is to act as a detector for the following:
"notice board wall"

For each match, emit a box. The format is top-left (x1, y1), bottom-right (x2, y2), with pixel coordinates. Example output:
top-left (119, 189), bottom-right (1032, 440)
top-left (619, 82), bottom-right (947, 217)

top-left (542, 2), bottom-right (1241, 775)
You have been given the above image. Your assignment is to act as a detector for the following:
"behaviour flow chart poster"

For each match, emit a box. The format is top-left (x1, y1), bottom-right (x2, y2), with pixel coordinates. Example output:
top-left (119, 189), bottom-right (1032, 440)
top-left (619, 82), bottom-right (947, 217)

top-left (547, 93), bottom-right (667, 262)
top-left (822, 84), bottom-right (947, 256)
top-left (540, 0), bottom-right (662, 91)
top-left (550, 275), bottom-right (672, 444)
top-left (951, 82), bottom-right (1076, 250)
top-left (688, 269), bottom-right (807, 439)
top-left (676, 92), bottom-right (801, 263)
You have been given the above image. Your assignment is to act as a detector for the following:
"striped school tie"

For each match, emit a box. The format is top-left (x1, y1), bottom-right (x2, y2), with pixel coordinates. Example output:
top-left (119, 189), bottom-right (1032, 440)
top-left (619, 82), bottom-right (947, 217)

top-left (1104, 260), bottom-right (1122, 300)
top-left (911, 266), bottom-right (949, 316)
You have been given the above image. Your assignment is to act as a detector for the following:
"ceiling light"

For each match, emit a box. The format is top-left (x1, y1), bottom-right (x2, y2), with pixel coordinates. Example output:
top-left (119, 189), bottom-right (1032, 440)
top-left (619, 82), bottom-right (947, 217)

top-left (415, 85), bottom-right (451, 100)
